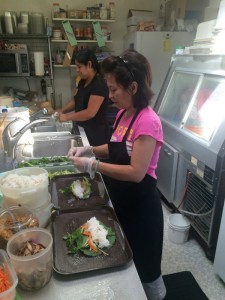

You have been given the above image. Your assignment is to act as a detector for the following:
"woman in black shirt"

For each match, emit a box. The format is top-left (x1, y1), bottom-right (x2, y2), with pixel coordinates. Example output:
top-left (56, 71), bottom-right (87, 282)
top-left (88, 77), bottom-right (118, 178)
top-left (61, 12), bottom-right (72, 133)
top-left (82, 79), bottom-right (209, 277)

top-left (58, 49), bottom-right (110, 146)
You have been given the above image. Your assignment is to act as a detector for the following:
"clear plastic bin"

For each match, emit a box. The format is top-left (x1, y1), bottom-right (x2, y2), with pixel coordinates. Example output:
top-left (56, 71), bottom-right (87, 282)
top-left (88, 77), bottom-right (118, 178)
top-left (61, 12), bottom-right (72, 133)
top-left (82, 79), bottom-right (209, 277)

top-left (7, 228), bottom-right (53, 291)
top-left (0, 249), bottom-right (18, 300)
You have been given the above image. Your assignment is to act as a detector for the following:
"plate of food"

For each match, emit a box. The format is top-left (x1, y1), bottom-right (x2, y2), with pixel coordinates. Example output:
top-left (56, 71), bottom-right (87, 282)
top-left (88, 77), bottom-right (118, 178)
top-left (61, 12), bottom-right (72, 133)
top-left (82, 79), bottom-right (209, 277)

top-left (50, 172), bottom-right (109, 211)
top-left (51, 206), bottom-right (133, 275)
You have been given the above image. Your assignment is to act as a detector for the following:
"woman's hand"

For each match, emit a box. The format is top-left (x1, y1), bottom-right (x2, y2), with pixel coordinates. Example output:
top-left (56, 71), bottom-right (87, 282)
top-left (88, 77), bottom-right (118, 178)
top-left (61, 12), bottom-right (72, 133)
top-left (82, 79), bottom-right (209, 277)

top-left (58, 112), bottom-right (68, 122)
top-left (69, 156), bottom-right (96, 179)
top-left (67, 146), bottom-right (94, 157)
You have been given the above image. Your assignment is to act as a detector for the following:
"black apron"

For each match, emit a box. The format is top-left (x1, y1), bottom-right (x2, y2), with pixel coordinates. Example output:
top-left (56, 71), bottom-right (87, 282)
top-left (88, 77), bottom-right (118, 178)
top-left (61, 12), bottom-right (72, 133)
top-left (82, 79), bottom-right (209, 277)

top-left (107, 109), bottom-right (164, 283)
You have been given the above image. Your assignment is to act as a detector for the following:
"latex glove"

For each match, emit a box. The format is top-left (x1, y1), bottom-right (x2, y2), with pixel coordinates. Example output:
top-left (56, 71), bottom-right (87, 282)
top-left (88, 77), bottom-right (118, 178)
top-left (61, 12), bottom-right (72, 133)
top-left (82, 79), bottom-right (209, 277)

top-left (67, 146), bottom-right (94, 157)
top-left (69, 156), bottom-right (96, 179)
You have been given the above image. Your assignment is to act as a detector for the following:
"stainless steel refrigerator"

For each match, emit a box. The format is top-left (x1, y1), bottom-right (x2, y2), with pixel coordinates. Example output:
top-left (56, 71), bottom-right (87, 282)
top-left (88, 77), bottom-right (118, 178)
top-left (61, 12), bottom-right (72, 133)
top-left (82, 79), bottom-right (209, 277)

top-left (124, 31), bottom-right (195, 106)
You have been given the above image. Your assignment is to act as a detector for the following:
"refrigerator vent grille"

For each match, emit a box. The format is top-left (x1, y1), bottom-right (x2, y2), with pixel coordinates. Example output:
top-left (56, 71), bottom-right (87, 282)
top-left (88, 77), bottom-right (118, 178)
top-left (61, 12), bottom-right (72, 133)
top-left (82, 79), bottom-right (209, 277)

top-left (182, 172), bottom-right (214, 243)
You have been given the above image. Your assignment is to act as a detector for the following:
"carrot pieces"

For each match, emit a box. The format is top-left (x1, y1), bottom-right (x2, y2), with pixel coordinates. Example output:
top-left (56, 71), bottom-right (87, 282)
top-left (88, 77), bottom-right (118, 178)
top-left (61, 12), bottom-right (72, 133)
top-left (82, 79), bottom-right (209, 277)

top-left (0, 267), bottom-right (11, 293)
top-left (87, 238), bottom-right (98, 253)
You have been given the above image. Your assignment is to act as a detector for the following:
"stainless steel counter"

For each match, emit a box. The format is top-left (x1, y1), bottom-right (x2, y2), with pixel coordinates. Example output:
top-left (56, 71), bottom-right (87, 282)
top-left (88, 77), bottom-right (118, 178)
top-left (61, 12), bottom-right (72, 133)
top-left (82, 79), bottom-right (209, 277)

top-left (19, 262), bottom-right (147, 300)
top-left (1, 125), bottom-right (147, 300)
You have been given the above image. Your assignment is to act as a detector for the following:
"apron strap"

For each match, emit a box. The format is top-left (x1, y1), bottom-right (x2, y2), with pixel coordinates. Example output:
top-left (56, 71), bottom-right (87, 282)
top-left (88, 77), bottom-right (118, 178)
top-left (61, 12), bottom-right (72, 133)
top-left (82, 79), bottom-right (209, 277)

top-left (122, 109), bottom-right (140, 142)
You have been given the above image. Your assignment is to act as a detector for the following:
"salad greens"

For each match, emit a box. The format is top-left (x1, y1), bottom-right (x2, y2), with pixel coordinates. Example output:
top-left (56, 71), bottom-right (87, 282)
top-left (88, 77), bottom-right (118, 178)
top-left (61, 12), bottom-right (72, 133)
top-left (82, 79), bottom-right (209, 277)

top-left (17, 156), bottom-right (70, 167)
top-left (48, 170), bottom-right (77, 180)
top-left (63, 220), bottom-right (116, 257)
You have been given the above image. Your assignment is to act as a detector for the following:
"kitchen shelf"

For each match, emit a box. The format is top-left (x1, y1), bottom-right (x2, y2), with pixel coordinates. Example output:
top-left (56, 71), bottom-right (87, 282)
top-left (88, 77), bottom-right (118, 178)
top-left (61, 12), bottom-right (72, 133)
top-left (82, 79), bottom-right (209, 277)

top-left (51, 39), bottom-right (112, 43)
top-left (54, 64), bottom-right (76, 68)
top-left (52, 18), bottom-right (115, 23)
top-left (0, 34), bottom-right (50, 39)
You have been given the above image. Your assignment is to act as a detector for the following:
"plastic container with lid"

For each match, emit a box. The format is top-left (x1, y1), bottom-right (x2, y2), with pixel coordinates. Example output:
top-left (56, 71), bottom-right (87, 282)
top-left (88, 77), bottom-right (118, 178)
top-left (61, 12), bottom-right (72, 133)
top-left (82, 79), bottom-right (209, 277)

top-left (100, 5), bottom-right (108, 20)
top-left (30, 193), bottom-right (53, 228)
top-left (0, 249), bottom-right (18, 300)
top-left (0, 167), bottom-right (49, 210)
top-left (7, 228), bottom-right (53, 291)
top-left (0, 206), bottom-right (39, 250)
top-left (109, 2), bottom-right (116, 20)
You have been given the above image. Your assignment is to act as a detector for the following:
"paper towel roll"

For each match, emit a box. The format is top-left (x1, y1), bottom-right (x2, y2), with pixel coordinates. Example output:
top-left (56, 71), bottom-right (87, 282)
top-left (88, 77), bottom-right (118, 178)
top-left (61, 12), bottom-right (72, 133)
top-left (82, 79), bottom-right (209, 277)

top-left (34, 51), bottom-right (44, 76)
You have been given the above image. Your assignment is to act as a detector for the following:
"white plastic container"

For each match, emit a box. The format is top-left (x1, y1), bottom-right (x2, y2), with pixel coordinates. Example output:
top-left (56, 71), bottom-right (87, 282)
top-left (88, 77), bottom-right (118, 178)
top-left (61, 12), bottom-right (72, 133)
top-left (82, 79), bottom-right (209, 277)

top-left (167, 213), bottom-right (191, 244)
top-left (0, 167), bottom-right (49, 209)
top-left (7, 228), bottom-right (53, 291)
top-left (31, 193), bottom-right (53, 228)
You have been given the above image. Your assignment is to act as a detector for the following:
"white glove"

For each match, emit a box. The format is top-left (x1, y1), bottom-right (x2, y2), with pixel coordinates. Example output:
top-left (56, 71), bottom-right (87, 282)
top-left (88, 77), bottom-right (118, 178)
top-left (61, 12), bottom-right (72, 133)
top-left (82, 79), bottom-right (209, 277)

top-left (68, 156), bottom-right (97, 179)
top-left (67, 146), bottom-right (94, 158)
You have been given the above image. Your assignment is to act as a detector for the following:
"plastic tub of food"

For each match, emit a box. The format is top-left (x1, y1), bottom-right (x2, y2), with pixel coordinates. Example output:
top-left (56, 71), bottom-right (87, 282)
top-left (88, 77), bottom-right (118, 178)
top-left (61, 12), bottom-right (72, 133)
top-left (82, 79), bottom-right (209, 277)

top-left (30, 193), bottom-right (53, 228)
top-left (0, 206), bottom-right (39, 250)
top-left (0, 167), bottom-right (49, 209)
top-left (6, 228), bottom-right (53, 291)
top-left (0, 249), bottom-right (18, 300)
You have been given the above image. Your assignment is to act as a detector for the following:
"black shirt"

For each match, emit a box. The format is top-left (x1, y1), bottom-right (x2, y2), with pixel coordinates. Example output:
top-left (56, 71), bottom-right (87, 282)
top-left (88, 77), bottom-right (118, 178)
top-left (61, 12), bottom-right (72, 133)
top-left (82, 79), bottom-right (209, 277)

top-left (74, 74), bottom-right (110, 146)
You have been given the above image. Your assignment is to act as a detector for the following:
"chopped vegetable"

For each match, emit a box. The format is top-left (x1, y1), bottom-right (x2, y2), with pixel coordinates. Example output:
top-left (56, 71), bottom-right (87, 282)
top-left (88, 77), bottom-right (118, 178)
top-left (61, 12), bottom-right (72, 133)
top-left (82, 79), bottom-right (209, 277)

top-left (48, 170), bottom-right (77, 180)
top-left (0, 267), bottom-right (11, 293)
top-left (17, 156), bottom-right (69, 168)
top-left (59, 177), bottom-right (91, 199)
top-left (63, 217), bottom-right (116, 256)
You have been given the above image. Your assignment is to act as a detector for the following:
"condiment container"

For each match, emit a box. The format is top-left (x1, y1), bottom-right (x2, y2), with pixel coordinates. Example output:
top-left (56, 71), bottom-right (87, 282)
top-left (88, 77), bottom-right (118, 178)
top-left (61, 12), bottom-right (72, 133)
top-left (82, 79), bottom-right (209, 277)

top-left (0, 206), bottom-right (39, 250)
top-left (0, 167), bottom-right (49, 210)
top-left (53, 27), bottom-right (62, 39)
top-left (7, 228), bottom-right (53, 291)
top-left (0, 249), bottom-right (18, 300)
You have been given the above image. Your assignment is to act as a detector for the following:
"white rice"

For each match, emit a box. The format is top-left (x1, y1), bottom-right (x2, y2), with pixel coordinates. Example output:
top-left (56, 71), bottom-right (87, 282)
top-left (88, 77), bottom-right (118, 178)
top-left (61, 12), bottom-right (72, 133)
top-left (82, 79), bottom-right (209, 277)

top-left (87, 217), bottom-right (110, 248)
top-left (1, 173), bottom-right (47, 188)
top-left (73, 180), bottom-right (84, 198)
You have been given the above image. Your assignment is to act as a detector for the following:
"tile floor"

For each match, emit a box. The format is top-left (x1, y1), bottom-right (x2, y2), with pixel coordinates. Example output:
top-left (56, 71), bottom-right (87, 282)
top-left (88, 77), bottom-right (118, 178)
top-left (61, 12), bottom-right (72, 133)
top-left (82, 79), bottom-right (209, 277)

top-left (161, 203), bottom-right (225, 300)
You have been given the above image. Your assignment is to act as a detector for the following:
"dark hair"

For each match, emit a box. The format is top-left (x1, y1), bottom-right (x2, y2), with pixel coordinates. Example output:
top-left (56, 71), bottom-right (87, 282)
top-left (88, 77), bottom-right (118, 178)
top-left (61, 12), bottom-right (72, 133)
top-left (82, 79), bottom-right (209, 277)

top-left (75, 49), bottom-right (100, 73)
top-left (101, 49), bottom-right (154, 108)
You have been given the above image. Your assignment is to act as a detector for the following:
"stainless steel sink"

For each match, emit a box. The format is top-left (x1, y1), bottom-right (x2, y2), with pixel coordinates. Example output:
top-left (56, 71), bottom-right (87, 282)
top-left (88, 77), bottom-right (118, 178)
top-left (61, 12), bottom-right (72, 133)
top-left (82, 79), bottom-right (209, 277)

top-left (15, 132), bottom-right (83, 160)
top-left (30, 118), bottom-right (73, 133)
top-left (31, 124), bottom-right (57, 133)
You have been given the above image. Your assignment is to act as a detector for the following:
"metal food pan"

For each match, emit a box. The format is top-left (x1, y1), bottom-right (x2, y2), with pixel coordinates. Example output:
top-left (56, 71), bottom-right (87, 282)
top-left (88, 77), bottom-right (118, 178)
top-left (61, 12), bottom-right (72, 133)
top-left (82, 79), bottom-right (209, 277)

top-left (51, 206), bottom-right (133, 275)
top-left (51, 172), bottom-right (110, 211)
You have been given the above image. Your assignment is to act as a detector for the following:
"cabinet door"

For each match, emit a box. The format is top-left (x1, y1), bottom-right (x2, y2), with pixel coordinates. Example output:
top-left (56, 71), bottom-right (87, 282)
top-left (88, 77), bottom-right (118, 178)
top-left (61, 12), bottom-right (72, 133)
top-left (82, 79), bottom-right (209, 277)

top-left (156, 141), bottom-right (178, 203)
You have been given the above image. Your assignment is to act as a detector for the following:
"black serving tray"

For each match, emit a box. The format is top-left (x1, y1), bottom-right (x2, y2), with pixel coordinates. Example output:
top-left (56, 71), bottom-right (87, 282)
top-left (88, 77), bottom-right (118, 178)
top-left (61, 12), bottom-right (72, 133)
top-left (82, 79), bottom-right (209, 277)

top-left (51, 206), bottom-right (133, 275)
top-left (51, 172), bottom-right (109, 211)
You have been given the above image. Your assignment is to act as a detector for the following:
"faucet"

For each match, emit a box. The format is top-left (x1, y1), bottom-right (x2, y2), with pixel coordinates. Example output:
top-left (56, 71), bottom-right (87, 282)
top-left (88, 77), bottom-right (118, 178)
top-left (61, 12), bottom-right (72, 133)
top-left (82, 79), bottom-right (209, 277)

top-left (29, 108), bottom-right (48, 121)
top-left (2, 117), bottom-right (48, 159)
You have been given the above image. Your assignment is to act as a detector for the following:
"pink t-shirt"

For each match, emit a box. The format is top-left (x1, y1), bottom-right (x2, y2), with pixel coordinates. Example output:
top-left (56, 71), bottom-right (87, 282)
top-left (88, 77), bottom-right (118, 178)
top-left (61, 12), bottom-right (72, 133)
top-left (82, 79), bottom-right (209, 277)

top-left (110, 107), bottom-right (163, 179)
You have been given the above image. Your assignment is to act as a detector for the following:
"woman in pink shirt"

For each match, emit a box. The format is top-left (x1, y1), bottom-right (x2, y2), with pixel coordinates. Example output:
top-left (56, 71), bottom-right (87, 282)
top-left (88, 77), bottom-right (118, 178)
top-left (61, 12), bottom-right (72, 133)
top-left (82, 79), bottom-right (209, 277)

top-left (68, 49), bottom-right (166, 300)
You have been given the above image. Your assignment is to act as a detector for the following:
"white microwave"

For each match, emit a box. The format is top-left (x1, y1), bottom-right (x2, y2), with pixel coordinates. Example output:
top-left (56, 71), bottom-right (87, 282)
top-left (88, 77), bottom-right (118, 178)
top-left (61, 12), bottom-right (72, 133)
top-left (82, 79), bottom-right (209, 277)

top-left (0, 46), bottom-right (30, 76)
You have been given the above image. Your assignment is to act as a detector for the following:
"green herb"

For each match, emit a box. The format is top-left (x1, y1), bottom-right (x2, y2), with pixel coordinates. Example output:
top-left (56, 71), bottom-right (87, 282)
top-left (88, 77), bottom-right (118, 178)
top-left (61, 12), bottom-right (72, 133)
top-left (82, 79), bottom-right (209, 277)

top-left (48, 170), bottom-right (77, 180)
top-left (18, 156), bottom-right (69, 167)
top-left (59, 186), bottom-right (71, 195)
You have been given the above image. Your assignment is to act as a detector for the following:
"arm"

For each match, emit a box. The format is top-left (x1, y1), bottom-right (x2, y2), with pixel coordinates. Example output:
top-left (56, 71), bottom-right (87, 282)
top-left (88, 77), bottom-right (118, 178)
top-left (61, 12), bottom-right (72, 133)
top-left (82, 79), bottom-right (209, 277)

top-left (95, 136), bottom-right (156, 182)
top-left (56, 89), bottom-right (77, 113)
top-left (93, 144), bottom-right (109, 159)
top-left (58, 95), bottom-right (104, 122)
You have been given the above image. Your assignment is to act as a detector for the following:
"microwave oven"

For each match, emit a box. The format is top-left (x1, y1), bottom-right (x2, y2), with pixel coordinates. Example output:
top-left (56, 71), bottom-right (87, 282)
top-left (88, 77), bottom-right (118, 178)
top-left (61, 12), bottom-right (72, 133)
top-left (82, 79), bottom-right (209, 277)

top-left (0, 48), bottom-right (30, 76)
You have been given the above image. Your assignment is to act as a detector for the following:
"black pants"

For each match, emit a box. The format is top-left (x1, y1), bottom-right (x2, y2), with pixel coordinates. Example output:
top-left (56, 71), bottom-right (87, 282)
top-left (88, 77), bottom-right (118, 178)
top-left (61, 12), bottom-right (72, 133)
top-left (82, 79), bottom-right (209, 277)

top-left (106, 174), bottom-right (164, 282)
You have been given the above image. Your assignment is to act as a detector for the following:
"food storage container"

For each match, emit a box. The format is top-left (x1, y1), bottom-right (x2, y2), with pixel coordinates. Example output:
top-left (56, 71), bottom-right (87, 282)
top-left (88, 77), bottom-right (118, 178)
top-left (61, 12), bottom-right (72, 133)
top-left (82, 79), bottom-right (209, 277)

top-left (0, 249), bottom-right (18, 300)
top-left (0, 167), bottom-right (49, 209)
top-left (30, 193), bottom-right (53, 228)
top-left (0, 206), bottom-right (39, 250)
top-left (7, 228), bottom-right (53, 291)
